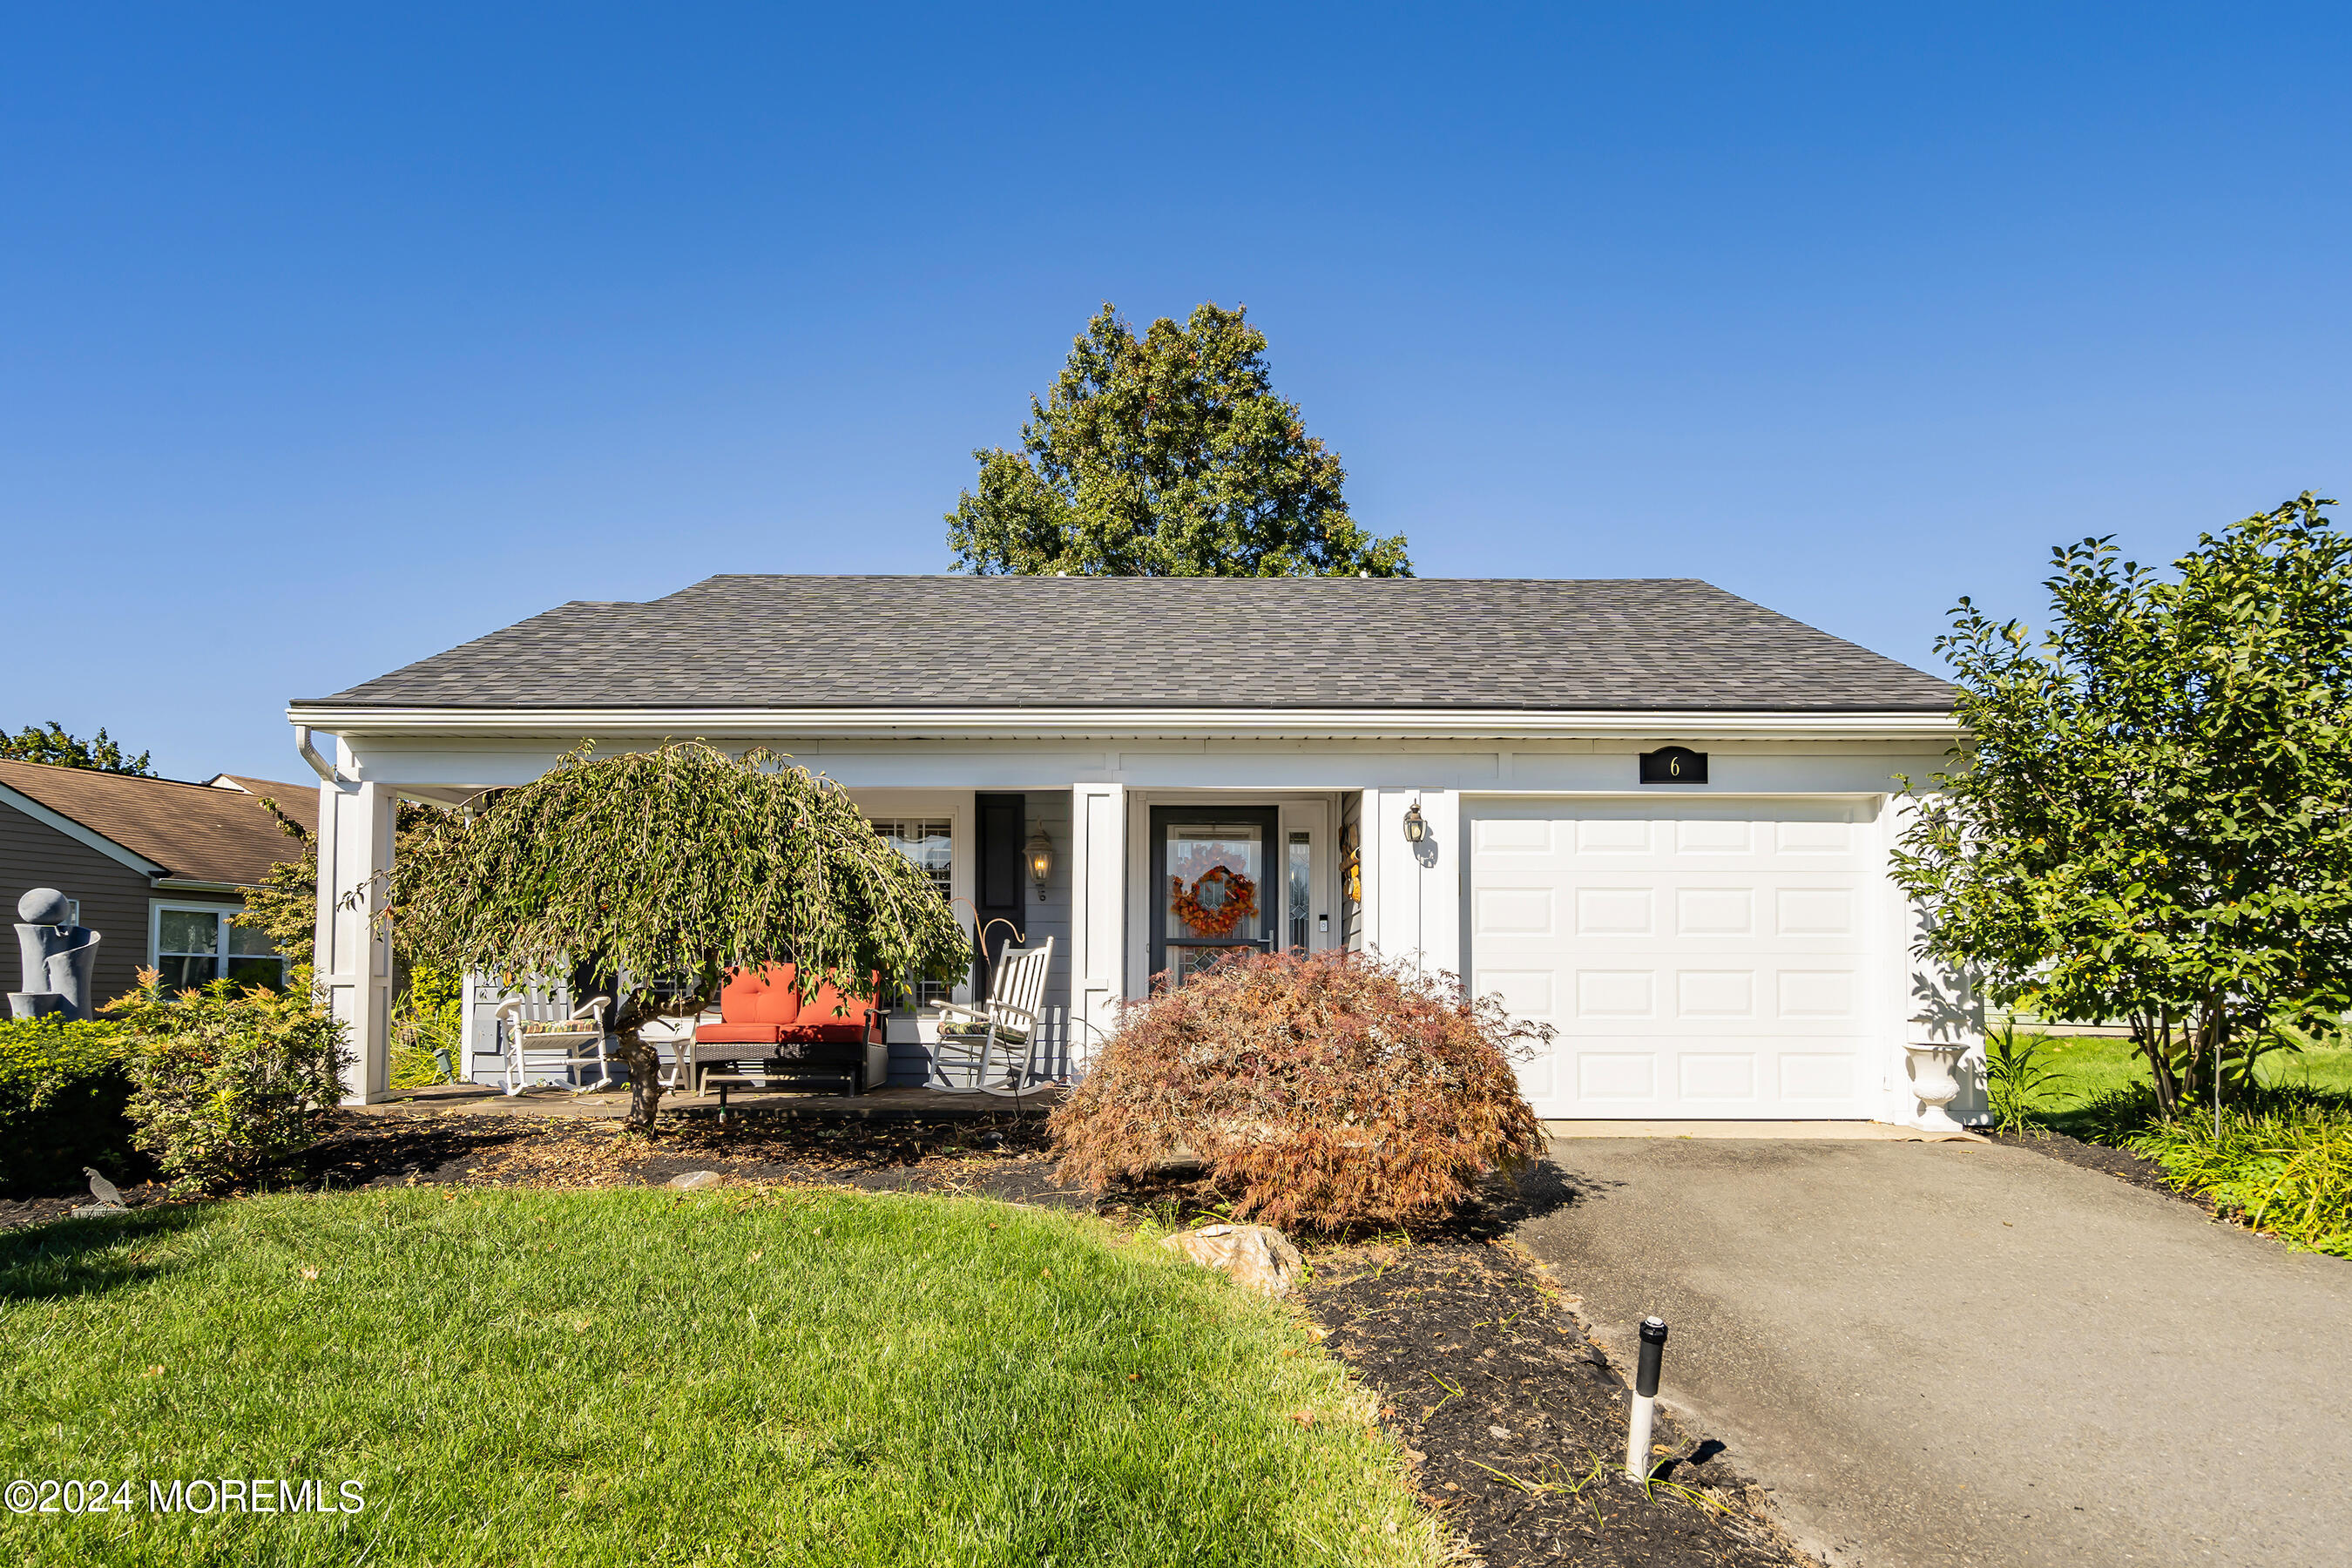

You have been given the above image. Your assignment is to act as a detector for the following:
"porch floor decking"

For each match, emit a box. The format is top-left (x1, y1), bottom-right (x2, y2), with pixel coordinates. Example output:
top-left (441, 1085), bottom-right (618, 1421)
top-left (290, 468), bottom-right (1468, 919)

top-left (352, 1082), bottom-right (1064, 1122)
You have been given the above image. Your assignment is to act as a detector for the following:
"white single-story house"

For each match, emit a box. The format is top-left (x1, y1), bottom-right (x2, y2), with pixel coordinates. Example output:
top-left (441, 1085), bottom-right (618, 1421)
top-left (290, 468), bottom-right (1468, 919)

top-left (287, 575), bottom-right (1983, 1125)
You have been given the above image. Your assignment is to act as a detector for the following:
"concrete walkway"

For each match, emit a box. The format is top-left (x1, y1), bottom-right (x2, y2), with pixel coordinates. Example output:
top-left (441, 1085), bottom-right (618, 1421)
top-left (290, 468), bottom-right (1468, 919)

top-left (1517, 1138), bottom-right (2352, 1568)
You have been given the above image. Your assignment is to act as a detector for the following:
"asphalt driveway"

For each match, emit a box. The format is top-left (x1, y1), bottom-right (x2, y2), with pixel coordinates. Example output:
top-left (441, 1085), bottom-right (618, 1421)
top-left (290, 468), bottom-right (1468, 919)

top-left (1517, 1137), bottom-right (2352, 1568)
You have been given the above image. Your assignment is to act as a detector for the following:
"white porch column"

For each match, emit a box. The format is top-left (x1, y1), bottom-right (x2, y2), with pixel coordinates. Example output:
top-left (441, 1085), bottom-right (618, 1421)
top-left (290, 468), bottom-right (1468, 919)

top-left (1067, 782), bottom-right (1127, 1058)
top-left (314, 774), bottom-right (395, 1105)
top-left (1361, 787), bottom-right (1463, 981)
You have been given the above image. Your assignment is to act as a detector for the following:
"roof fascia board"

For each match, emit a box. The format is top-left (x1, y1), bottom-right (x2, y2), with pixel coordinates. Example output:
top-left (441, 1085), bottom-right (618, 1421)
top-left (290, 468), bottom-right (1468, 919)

top-left (0, 781), bottom-right (170, 879)
top-left (153, 877), bottom-right (257, 896)
top-left (287, 704), bottom-right (1959, 744)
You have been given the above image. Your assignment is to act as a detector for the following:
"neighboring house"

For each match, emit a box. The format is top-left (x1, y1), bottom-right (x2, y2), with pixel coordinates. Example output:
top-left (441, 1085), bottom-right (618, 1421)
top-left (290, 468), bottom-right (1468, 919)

top-left (287, 575), bottom-right (1981, 1123)
top-left (0, 759), bottom-right (312, 1007)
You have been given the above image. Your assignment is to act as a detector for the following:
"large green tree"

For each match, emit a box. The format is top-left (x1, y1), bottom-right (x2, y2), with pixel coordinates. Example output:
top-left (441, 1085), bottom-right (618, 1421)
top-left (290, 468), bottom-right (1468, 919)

top-left (946, 302), bottom-right (1412, 578)
top-left (1894, 493), bottom-right (2352, 1119)
top-left (236, 795), bottom-right (443, 973)
top-left (2, 720), bottom-right (152, 774)
top-left (387, 743), bottom-right (969, 1126)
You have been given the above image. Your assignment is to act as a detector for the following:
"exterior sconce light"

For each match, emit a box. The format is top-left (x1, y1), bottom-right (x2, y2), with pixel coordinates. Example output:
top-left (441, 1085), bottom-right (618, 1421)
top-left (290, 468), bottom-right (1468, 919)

top-left (1026, 828), bottom-right (1054, 901)
top-left (1402, 801), bottom-right (1427, 843)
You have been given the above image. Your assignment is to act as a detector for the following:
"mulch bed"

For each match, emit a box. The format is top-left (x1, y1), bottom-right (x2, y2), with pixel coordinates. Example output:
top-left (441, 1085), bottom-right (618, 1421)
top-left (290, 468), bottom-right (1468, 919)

top-left (1301, 1235), bottom-right (1814, 1568)
top-left (422, 1110), bottom-right (1092, 1206)
top-left (0, 1107), bottom-right (1082, 1232)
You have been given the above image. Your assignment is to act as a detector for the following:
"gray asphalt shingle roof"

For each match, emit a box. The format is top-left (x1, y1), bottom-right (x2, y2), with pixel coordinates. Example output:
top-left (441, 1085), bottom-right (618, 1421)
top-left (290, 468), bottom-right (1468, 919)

top-left (297, 575), bottom-right (1951, 713)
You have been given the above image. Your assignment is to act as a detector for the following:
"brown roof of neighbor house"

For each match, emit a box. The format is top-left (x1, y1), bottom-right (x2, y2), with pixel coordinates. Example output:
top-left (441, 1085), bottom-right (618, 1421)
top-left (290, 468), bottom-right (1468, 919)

top-left (206, 774), bottom-right (318, 807)
top-left (0, 760), bottom-right (315, 889)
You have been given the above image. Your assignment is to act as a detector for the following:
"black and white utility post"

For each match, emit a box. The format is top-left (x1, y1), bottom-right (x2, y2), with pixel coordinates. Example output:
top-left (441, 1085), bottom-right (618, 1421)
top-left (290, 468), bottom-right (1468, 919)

top-left (1623, 1315), bottom-right (1669, 1483)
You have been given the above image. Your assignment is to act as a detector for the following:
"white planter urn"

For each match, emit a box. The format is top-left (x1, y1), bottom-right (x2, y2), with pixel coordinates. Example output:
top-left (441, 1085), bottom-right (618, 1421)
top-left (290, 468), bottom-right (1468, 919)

top-left (1903, 1043), bottom-right (1968, 1132)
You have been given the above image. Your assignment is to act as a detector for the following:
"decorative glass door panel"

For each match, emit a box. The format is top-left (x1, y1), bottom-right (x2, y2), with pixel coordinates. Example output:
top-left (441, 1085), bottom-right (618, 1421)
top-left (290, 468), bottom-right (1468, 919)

top-left (1150, 807), bottom-right (1281, 987)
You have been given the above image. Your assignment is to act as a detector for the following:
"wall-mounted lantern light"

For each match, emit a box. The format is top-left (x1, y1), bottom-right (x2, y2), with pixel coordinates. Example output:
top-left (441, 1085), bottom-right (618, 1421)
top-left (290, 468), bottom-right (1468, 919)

top-left (1026, 827), bottom-right (1054, 901)
top-left (1402, 801), bottom-right (1428, 843)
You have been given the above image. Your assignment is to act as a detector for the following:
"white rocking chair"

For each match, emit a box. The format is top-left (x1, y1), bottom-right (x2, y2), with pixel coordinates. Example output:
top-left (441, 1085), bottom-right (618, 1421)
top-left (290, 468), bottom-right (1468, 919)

top-left (495, 986), bottom-right (617, 1095)
top-left (929, 938), bottom-right (1056, 1097)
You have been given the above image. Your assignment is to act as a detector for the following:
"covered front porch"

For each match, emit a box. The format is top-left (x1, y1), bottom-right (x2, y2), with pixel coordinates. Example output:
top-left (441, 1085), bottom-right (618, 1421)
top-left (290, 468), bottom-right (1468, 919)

top-left (301, 726), bottom-right (1427, 1105)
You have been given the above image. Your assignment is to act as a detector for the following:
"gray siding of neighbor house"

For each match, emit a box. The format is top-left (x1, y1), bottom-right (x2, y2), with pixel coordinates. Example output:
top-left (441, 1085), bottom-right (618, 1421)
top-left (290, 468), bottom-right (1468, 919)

top-left (0, 801), bottom-right (156, 1008)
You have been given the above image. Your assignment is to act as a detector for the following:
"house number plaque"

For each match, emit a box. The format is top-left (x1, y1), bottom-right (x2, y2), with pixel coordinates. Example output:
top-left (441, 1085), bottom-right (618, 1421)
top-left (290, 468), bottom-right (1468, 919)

top-left (1639, 747), bottom-right (1707, 784)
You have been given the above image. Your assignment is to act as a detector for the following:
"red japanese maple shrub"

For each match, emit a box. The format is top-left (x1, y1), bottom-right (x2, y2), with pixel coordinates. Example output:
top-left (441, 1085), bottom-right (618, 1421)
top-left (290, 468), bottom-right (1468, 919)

top-left (1049, 948), bottom-right (1550, 1230)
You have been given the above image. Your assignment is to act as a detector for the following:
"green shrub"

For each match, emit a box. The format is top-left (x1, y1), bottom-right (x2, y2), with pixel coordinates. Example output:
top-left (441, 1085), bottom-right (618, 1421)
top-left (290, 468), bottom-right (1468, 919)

top-left (1050, 949), bottom-right (1547, 1231)
top-left (105, 969), bottom-right (351, 1193)
top-left (390, 963), bottom-right (464, 1089)
top-left (2127, 1092), bottom-right (2352, 1257)
top-left (0, 1018), bottom-right (133, 1194)
top-left (1984, 1022), bottom-right (2067, 1136)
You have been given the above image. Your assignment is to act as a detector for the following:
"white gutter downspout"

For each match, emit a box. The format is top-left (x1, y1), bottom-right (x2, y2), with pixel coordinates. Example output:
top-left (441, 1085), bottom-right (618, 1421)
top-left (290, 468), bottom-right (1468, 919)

top-left (293, 725), bottom-right (340, 783)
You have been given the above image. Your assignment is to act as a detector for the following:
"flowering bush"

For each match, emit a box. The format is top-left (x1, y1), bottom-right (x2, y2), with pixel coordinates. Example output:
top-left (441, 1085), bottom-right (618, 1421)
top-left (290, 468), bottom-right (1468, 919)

top-left (1050, 949), bottom-right (1549, 1229)
top-left (105, 970), bottom-right (349, 1193)
top-left (0, 1018), bottom-right (132, 1194)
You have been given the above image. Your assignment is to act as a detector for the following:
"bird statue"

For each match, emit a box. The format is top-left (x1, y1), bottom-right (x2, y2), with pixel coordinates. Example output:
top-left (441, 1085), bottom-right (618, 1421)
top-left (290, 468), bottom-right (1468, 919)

top-left (82, 1166), bottom-right (126, 1210)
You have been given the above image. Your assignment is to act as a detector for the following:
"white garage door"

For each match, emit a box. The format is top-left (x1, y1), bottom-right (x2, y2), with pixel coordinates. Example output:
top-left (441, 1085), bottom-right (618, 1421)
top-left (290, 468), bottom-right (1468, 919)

top-left (1467, 797), bottom-right (1877, 1119)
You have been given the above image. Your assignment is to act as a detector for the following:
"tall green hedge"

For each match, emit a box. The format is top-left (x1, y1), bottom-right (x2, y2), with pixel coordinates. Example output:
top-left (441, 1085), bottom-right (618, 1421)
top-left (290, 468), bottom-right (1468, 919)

top-left (0, 1018), bottom-right (136, 1195)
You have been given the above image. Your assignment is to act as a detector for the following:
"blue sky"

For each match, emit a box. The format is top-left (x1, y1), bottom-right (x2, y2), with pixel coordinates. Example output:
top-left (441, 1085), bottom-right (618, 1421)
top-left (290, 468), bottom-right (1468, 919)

top-left (4, 4), bottom-right (2346, 781)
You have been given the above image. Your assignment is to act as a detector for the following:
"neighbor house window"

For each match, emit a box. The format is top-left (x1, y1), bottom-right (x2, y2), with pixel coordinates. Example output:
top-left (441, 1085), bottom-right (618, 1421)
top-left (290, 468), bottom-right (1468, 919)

top-left (154, 907), bottom-right (286, 991)
top-left (876, 819), bottom-right (954, 1004)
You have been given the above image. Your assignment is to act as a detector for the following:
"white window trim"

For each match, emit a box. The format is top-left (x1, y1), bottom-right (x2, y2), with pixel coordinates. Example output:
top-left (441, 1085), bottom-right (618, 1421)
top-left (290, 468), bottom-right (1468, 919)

top-left (846, 789), bottom-right (975, 1007)
top-left (148, 899), bottom-right (283, 989)
top-left (1278, 797), bottom-right (1335, 956)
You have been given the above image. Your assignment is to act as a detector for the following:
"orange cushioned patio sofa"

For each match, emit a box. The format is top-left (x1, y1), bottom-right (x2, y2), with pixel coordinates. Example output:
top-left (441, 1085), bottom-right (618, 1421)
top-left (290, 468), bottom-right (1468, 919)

top-left (687, 964), bottom-right (887, 1106)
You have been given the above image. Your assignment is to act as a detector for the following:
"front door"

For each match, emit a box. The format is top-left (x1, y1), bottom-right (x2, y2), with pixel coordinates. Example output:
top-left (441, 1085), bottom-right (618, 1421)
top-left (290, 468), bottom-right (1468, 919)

top-left (1150, 806), bottom-right (1281, 987)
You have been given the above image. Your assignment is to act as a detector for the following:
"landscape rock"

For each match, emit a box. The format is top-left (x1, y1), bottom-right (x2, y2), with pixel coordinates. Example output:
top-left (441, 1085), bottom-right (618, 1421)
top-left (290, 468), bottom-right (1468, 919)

top-left (666, 1170), bottom-right (726, 1190)
top-left (1159, 1223), bottom-right (1303, 1296)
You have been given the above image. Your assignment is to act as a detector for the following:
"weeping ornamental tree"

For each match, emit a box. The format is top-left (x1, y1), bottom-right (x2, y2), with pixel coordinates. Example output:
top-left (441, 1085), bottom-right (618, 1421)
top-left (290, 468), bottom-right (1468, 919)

top-left (389, 743), bottom-right (970, 1126)
top-left (1894, 495), bottom-right (2352, 1120)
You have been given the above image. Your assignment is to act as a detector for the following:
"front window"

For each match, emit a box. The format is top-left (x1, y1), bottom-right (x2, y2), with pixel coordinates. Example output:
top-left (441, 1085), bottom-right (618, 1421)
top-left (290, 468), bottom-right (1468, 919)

top-left (156, 907), bottom-right (286, 991)
top-left (876, 818), bottom-right (954, 1004)
top-left (1288, 831), bottom-right (1312, 951)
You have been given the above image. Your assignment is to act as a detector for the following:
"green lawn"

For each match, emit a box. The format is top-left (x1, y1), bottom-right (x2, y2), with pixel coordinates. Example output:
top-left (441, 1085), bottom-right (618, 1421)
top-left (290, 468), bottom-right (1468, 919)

top-left (0, 1187), bottom-right (1438, 1566)
top-left (2011, 1031), bottom-right (2352, 1257)
top-left (2014, 1031), bottom-right (2352, 1120)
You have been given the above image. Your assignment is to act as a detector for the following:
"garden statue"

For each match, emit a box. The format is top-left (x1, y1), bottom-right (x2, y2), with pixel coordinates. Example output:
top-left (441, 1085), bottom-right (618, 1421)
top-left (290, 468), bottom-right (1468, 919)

top-left (10, 887), bottom-right (100, 1021)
